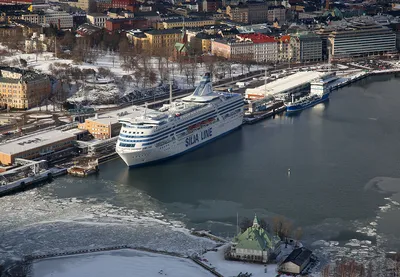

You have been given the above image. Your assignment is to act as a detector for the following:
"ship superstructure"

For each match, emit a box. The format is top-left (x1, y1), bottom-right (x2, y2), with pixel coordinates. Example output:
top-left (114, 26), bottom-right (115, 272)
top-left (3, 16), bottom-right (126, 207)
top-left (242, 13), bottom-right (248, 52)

top-left (116, 73), bottom-right (244, 167)
top-left (285, 73), bottom-right (337, 113)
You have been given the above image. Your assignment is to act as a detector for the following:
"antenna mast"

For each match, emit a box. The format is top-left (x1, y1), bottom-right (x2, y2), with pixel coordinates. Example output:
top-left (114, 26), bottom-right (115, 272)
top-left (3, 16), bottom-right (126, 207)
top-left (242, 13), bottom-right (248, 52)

top-left (169, 80), bottom-right (173, 105)
top-left (236, 212), bottom-right (239, 235)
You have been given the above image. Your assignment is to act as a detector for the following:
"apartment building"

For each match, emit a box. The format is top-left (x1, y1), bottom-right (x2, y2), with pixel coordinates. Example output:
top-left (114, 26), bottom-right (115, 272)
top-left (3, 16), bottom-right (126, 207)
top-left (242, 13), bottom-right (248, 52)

top-left (20, 11), bottom-right (73, 29)
top-left (239, 34), bottom-right (277, 63)
top-left (202, 0), bottom-right (217, 12)
top-left (44, 11), bottom-right (73, 29)
top-left (157, 18), bottom-right (216, 29)
top-left (292, 32), bottom-right (322, 62)
top-left (126, 29), bottom-right (182, 53)
top-left (226, 4), bottom-right (248, 23)
top-left (267, 5), bottom-right (286, 23)
top-left (247, 1), bottom-right (268, 24)
top-left (86, 13), bottom-right (110, 27)
top-left (212, 33), bottom-right (278, 63)
top-left (0, 67), bottom-right (51, 109)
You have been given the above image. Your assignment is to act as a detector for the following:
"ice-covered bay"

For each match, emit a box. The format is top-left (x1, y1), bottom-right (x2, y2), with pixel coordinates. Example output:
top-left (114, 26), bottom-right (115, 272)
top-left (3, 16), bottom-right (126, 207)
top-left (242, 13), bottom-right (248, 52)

top-left (0, 187), bottom-right (216, 271)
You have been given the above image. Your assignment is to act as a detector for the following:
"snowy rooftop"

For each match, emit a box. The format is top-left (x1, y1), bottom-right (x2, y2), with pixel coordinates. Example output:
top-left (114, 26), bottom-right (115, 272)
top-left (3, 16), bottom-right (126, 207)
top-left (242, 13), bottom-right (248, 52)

top-left (0, 130), bottom-right (75, 155)
top-left (87, 106), bottom-right (150, 125)
top-left (30, 249), bottom-right (214, 277)
top-left (246, 71), bottom-right (328, 95)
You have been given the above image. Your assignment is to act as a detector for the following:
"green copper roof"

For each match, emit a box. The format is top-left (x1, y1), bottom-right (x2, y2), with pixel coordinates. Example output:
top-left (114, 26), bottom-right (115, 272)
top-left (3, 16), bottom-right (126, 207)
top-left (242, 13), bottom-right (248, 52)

top-left (234, 215), bottom-right (273, 251)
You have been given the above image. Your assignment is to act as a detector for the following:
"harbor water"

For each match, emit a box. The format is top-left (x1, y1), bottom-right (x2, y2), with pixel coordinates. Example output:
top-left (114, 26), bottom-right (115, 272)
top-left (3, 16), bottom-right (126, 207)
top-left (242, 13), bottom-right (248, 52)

top-left (2, 74), bottom-right (400, 268)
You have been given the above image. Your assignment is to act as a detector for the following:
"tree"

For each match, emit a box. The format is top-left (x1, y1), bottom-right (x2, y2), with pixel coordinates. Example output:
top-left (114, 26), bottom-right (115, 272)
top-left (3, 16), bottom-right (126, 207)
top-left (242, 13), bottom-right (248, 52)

top-left (34, 42), bottom-right (44, 63)
top-left (19, 59), bottom-right (27, 68)
top-left (334, 260), bottom-right (365, 277)
top-left (119, 37), bottom-right (132, 64)
top-left (239, 217), bottom-right (252, 232)
top-left (121, 75), bottom-right (133, 86)
top-left (272, 216), bottom-right (292, 240)
top-left (258, 218), bottom-right (270, 232)
top-left (148, 70), bottom-right (157, 87)
top-left (61, 31), bottom-right (76, 51)
top-left (133, 70), bottom-right (142, 87)
top-left (72, 43), bottom-right (85, 64)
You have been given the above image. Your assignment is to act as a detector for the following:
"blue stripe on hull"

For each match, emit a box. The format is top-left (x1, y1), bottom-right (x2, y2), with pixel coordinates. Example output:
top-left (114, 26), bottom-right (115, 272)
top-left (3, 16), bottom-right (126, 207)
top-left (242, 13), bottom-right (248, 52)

top-left (127, 125), bottom-right (242, 168)
top-left (286, 94), bottom-right (330, 114)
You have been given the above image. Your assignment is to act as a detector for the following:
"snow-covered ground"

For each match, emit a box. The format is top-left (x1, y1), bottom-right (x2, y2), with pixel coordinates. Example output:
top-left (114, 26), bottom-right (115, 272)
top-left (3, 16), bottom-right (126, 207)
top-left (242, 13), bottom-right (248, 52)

top-left (203, 246), bottom-right (277, 277)
top-left (200, 244), bottom-right (305, 277)
top-left (30, 249), bottom-right (213, 277)
top-left (1, 46), bottom-right (264, 105)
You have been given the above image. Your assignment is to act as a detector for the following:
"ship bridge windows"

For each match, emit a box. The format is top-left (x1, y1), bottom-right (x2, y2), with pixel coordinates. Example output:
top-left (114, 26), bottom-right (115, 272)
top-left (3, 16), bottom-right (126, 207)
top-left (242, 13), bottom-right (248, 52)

top-left (119, 143), bottom-right (135, 148)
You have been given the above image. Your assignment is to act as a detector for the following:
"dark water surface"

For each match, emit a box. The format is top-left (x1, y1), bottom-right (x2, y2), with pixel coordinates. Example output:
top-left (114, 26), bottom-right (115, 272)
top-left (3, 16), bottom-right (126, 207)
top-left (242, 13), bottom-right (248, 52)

top-left (37, 74), bottom-right (400, 251)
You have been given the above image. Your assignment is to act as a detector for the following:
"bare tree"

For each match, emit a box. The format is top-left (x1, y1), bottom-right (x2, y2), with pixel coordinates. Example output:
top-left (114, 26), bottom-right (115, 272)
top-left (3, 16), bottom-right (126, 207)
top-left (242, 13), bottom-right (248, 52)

top-left (188, 62), bottom-right (198, 87)
top-left (334, 260), bottom-right (366, 277)
top-left (239, 217), bottom-right (252, 232)
top-left (148, 70), bottom-right (157, 87)
top-left (133, 70), bottom-right (142, 87)
top-left (272, 216), bottom-right (292, 240)
top-left (34, 42), bottom-right (44, 63)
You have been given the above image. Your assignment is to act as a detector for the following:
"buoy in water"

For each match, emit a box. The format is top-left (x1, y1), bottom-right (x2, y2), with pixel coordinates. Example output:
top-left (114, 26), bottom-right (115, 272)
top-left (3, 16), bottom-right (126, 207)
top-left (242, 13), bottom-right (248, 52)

top-left (287, 168), bottom-right (291, 177)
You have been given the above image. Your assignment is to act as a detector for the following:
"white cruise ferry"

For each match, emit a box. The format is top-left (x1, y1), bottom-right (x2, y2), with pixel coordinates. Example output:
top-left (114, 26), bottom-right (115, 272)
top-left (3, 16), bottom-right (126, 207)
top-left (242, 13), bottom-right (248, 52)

top-left (116, 73), bottom-right (244, 167)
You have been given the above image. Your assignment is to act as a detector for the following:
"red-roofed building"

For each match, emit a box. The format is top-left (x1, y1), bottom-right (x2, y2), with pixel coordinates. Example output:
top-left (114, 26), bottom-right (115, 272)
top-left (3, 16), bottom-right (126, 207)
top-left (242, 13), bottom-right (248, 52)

top-left (212, 33), bottom-right (278, 63)
top-left (238, 33), bottom-right (276, 43)
top-left (238, 34), bottom-right (278, 62)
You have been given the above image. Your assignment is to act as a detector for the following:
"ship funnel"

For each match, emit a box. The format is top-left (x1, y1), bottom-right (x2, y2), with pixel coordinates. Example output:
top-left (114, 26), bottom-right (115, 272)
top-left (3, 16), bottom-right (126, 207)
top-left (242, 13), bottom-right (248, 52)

top-left (192, 73), bottom-right (213, 97)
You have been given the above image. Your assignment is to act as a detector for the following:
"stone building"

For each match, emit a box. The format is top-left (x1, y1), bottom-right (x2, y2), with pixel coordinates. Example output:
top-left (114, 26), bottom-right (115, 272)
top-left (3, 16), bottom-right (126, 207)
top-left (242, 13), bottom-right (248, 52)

top-left (0, 67), bottom-right (51, 109)
top-left (226, 4), bottom-right (248, 23)
top-left (267, 5), bottom-right (286, 23)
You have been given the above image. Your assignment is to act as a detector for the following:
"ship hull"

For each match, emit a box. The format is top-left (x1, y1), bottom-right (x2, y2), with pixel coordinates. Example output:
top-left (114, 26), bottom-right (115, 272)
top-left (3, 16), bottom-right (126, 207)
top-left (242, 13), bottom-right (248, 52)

top-left (117, 111), bottom-right (243, 167)
top-left (286, 93), bottom-right (330, 114)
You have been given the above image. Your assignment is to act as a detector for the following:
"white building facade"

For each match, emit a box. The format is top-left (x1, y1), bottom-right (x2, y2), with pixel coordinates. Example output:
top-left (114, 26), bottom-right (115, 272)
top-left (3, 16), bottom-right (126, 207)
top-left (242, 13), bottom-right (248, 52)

top-left (86, 13), bottom-right (110, 27)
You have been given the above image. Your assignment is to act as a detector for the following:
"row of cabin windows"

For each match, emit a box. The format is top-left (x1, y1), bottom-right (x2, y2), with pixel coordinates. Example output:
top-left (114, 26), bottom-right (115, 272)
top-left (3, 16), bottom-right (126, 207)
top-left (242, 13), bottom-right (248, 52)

top-left (122, 130), bottom-right (144, 134)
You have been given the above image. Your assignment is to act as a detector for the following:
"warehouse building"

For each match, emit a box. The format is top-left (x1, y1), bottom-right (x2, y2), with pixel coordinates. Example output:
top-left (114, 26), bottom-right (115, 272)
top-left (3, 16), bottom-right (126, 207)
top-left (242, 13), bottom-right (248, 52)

top-left (0, 130), bottom-right (76, 165)
top-left (278, 247), bottom-right (312, 275)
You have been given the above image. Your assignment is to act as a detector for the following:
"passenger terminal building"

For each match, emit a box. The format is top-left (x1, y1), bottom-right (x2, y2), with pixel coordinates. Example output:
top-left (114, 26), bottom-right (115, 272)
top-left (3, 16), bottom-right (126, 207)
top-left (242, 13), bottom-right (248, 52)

top-left (0, 130), bottom-right (76, 165)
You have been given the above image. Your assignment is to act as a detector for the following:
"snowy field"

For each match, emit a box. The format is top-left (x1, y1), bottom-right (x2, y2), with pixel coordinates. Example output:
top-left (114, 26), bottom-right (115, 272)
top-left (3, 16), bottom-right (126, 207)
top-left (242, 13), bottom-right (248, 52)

top-left (30, 249), bottom-right (213, 277)
top-left (1, 46), bottom-right (264, 105)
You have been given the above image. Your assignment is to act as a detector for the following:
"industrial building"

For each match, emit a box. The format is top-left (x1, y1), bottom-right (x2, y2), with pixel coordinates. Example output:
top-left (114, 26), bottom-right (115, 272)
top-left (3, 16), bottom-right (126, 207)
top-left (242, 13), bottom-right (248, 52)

top-left (78, 106), bottom-right (146, 140)
top-left (0, 130), bottom-right (76, 165)
top-left (245, 71), bottom-right (328, 99)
